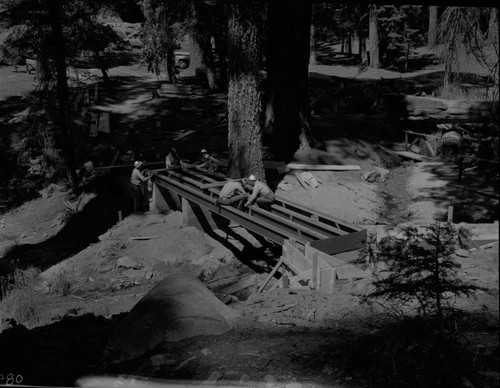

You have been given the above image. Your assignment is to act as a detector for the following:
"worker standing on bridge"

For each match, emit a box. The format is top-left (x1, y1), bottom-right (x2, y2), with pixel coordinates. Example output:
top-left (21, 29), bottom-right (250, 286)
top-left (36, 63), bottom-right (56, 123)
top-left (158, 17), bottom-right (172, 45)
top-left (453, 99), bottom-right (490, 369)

top-left (130, 161), bottom-right (152, 213)
top-left (216, 180), bottom-right (248, 210)
top-left (244, 174), bottom-right (274, 210)
top-left (197, 149), bottom-right (220, 173)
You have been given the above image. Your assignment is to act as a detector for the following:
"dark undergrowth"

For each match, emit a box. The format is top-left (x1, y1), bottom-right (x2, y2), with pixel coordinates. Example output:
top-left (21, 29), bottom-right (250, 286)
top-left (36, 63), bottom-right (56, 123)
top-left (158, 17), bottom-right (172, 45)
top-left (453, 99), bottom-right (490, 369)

top-left (327, 311), bottom-right (499, 388)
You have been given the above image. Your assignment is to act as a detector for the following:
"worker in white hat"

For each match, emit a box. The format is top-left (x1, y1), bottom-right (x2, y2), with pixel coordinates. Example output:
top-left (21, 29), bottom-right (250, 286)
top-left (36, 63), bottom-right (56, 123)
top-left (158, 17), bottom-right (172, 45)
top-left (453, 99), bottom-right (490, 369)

top-left (197, 149), bottom-right (220, 173)
top-left (216, 180), bottom-right (248, 210)
top-left (244, 174), bottom-right (274, 210)
top-left (130, 161), bottom-right (152, 213)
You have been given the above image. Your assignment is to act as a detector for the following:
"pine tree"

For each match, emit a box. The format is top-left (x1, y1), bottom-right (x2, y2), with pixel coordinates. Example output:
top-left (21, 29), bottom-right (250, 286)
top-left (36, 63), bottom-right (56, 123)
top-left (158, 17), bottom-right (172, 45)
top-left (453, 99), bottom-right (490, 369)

top-left (363, 223), bottom-right (482, 320)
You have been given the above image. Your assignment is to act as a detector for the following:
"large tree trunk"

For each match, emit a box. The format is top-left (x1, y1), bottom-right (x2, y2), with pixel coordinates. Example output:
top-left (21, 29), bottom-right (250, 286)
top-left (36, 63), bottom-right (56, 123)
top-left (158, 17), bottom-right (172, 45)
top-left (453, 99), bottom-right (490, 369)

top-left (427, 6), bottom-right (438, 48)
top-left (227, 2), bottom-right (264, 180)
top-left (265, 0), bottom-right (315, 161)
top-left (48, 0), bottom-right (79, 189)
top-left (368, 4), bottom-right (380, 69)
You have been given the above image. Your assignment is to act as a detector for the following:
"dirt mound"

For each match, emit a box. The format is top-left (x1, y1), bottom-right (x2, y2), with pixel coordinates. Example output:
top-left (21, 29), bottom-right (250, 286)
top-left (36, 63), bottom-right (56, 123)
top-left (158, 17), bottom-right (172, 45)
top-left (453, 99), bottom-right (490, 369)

top-left (39, 213), bottom-right (236, 295)
top-left (104, 273), bottom-right (241, 363)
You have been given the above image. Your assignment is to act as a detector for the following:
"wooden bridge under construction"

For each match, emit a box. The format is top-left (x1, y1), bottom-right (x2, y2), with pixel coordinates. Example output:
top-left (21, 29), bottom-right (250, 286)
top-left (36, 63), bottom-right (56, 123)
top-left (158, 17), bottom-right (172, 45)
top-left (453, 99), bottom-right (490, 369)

top-left (151, 167), bottom-right (370, 293)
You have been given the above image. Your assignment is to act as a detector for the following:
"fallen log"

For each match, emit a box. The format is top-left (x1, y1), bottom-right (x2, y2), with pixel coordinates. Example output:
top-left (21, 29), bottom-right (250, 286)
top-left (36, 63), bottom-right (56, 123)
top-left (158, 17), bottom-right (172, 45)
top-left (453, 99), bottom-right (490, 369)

top-left (389, 94), bottom-right (495, 123)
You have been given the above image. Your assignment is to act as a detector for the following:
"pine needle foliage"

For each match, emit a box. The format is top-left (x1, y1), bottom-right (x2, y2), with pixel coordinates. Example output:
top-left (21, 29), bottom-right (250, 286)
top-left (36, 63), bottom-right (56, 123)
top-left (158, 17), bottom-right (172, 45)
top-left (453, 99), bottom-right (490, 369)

top-left (363, 223), bottom-right (482, 319)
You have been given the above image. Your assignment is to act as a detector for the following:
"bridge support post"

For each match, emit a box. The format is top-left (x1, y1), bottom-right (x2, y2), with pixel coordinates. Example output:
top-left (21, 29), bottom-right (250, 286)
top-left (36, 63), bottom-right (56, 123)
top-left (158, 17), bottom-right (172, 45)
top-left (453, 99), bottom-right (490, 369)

top-left (152, 183), bottom-right (171, 214)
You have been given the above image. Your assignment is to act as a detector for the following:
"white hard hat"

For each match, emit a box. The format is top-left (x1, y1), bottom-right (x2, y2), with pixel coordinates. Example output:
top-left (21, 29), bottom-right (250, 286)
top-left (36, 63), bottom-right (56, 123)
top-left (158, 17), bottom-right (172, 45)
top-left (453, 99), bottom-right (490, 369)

top-left (134, 161), bottom-right (142, 168)
top-left (248, 174), bottom-right (257, 181)
top-left (201, 149), bottom-right (207, 154)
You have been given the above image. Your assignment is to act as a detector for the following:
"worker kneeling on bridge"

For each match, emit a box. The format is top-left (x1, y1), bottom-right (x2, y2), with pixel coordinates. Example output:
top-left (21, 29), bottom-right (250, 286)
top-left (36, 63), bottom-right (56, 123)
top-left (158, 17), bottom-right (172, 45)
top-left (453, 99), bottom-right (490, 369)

top-left (244, 174), bottom-right (274, 210)
top-left (216, 181), bottom-right (248, 210)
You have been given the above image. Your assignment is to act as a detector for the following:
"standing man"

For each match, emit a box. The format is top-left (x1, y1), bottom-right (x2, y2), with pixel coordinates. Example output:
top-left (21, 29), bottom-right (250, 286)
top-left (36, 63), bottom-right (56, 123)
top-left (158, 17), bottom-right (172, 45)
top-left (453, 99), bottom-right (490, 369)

top-left (216, 180), bottom-right (248, 210)
top-left (130, 161), bottom-right (152, 213)
top-left (244, 174), bottom-right (274, 210)
top-left (197, 149), bottom-right (220, 173)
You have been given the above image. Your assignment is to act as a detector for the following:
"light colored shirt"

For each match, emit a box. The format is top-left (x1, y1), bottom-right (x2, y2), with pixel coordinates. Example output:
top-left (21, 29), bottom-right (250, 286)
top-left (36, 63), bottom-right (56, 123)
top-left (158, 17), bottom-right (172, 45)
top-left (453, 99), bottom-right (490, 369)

top-left (247, 181), bottom-right (272, 204)
top-left (219, 181), bottom-right (245, 199)
top-left (198, 154), bottom-right (219, 172)
top-left (130, 168), bottom-right (147, 186)
top-left (165, 152), bottom-right (181, 168)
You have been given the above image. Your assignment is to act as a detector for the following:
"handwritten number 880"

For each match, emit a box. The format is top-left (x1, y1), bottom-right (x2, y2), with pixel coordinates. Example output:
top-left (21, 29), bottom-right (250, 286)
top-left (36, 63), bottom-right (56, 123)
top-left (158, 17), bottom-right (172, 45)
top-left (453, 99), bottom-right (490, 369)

top-left (0, 373), bottom-right (24, 385)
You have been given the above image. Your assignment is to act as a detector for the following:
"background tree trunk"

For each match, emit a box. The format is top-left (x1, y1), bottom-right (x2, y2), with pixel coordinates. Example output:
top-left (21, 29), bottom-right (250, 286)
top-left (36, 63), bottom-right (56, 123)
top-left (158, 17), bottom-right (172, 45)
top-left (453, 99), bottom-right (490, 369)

top-left (227, 2), bottom-right (265, 180)
top-left (48, 0), bottom-right (79, 189)
top-left (195, 35), bottom-right (218, 90)
top-left (309, 24), bottom-right (317, 65)
top-left (265, 0), bottom-right (315, 161)
top-left (166, 46), bottom-right (177, 84)
top-left (487, 7), bottom-right (499, 45)
top-left (368, 4), bottom-right (380, 69)
top-left (359, 33), bottom-right (367, 63)
top-left (428, 6), bottom-right (439, 48)
top-left (214, 35), bottom-right (228, 91)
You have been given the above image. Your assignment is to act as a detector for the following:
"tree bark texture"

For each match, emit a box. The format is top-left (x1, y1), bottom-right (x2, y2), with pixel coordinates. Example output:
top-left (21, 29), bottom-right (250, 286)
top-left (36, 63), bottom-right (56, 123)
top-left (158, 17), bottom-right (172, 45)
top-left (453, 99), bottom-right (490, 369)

top-left (309, 24), bottom-right (317, 66)
top-left (359, 33), bottom-right (367, 63)
top-left (214, 35), bottom-right (228, 90)
top-left (48, 0), bottom-right (79, 189)
top-left (427, 6), bottom-right (438, 48)
top-left (265, 0), bottom-right (315, 161)
top-left (368, 4), bottom-right (380, 69)
top-left (487, 7), bottom-right (499, 45)
top-left (195, 35), bottom-right (218, 90)
top-left (191, 2), bottom-right (218, 90)
top-left (227, 2), bottom-right (265, 180)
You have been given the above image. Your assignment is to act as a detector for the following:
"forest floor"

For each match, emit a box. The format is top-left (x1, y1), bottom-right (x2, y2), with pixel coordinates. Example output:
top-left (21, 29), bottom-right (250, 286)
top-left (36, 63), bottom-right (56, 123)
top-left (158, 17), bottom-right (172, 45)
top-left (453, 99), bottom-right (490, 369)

top-left (0, 43), bottom-right (499, 388)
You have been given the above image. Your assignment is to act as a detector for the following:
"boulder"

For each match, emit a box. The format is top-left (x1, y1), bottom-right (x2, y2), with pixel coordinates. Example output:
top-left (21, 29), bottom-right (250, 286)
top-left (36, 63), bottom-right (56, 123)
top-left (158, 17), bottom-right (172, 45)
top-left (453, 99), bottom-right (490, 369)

top-left (104, 273), bottom-right (240, 363)
top-left (362, 170), bottom-right (380, 183)
top-left (374, 167), bottom-right (390, 182)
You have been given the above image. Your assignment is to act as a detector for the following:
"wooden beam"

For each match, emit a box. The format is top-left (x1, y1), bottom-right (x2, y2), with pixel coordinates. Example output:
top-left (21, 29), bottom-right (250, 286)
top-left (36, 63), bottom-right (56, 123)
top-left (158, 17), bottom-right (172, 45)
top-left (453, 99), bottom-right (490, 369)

top-left (294, 172), bottom-right (308, 189)
top-left (394, 150), bottom-right (431, 162)
top-left (335, 265), bottom-right (371, 280)
top-left (282, 239), bottom-right (312, 274)
top-left (310, 229), bottom-right (367, 256)
top-left (217, 275), bottom-right (257, 295)
top-left (257, 257), bottom-right (284, 293)
top-left (287, 163), bottom-right (361, 171)
top-left (200, 179), bottom-right (242, 189)
top-left (447, 206), bottom-right (454, 223)
top-left (128, 235), bottom-right (160, 240)
top-left (311, 251), bottom-right (318, 290)
top-left (305, 244), bottom-right (348, 268)
top-left (424, 140), bottom-right (436, 157)
top-left (319, 268), bottom-right (334, 293)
